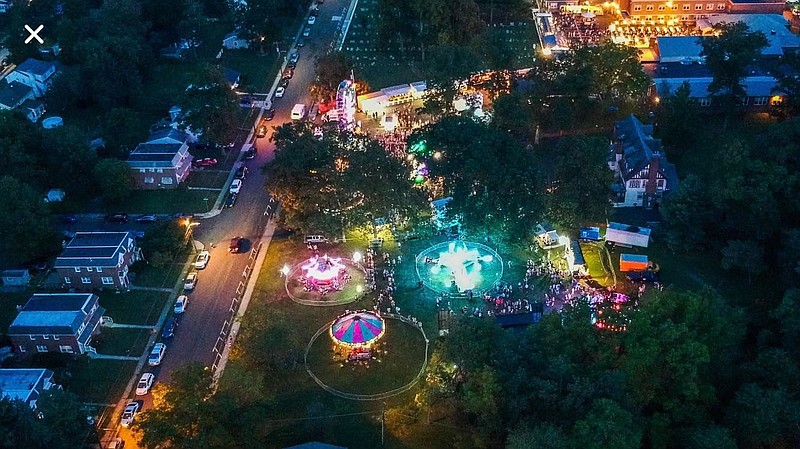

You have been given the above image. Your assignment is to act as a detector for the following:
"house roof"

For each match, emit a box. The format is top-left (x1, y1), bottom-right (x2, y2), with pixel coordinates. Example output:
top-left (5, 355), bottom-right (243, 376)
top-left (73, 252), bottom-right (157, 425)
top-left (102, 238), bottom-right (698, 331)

top-left (614, 115), bottom-right (664, 180)
top-left (705, 14), bottom-right (800, 56)
top-left (223, 67), bottom-right (240, 85)
top-left (127, 142), bottom-right (187, 168)
top-left (14, 58), bottom-right (55, 76)
top-left (2, 270), bottom-right (30, 278)
top-left (656, 36), bottom-right (704, 63)
top-left (0, 82), bottom-right (33, 109)
top-left (0, 369), bottom-right (54, 404)
top-left (145, 128), bottom-right (190, 145)
top-left (54, 232), bottom-right (131, 268)
top-left (8, 293), bottom-right (99, 335)
top-left (647, 62), bottom-right (780, 97)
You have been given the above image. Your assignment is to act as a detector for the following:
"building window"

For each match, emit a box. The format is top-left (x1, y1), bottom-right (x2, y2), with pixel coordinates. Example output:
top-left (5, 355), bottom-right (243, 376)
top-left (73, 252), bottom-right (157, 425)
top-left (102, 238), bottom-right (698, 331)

top-left (706, 3), bottom-right (713, 9)
top-left (657, 5), bottom-right (665, 10)
top-left (716, 3), bottom-right (725, 9)
top-left (139, 169), bottom-right (146, 174)
top-left (64, 277), bottom-right (71, 284)
top-left (43, 335), bottom-right (49, 340)
top-left (101, 277), bottom-right (114, 285)
top-left (74, 267), bottom-right (80, 273)
top-left (646, 4), bottom-right (654, 10)
top-left (157, 168), bottom-right (163, 173)
top-left (657, 179), bottom-right (665, 188)
top-left (18, 345), bottom-right (26, 353)
top-left (29, 335), bottom-right (36, 340)
top-left (671, 4), bottom-right (678, 9)
top-left (36, 345), bottom-right (48, 352)
top-left (53, 335), bottom-right (59, 340)
top-left (80, 277), bottom-right (92, 284)
top-left (144, 177), bottom-right (155, 184)
top-left (149, 168), bottom-right (156, 173)
top-left (161, 177), bottom-right (174, 185)
top-left (699, 97), bottom-right (711, 106)
top-left (753, 97), bottom-right (768, 106)
top-left (695, 4), bottom-right (703, 9)
top-left (634, 4), bottom-right (642, 10)
top-left (59, 346), bottom-right (74, 354)
top-left (629, 179), bottom-right (641, 188)
top-left (86, 267), bottom-right (93, 272)
top-left (741, 97), bottom-right (750, 106)
top-left (683, 4), bottom-right (690, 9)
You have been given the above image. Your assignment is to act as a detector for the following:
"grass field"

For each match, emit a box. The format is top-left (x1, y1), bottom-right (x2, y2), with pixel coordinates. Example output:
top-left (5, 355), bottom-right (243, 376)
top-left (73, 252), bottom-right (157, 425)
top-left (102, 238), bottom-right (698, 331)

top-left (93, 328), bottom-right (152, 357)
top-left (98, 291), bottom-right (172, 326)
top-left (101, 189), bottom-right (212, 214)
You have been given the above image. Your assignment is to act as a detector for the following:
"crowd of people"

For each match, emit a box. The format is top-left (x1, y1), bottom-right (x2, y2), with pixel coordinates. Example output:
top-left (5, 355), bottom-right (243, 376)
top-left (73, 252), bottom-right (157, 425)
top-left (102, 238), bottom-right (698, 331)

top-left (609, 22), bottom-right (699, 47)
top-left (375, 130), bottom-right (410, 158)
top-left (555, 13), bottom-right (609, 47)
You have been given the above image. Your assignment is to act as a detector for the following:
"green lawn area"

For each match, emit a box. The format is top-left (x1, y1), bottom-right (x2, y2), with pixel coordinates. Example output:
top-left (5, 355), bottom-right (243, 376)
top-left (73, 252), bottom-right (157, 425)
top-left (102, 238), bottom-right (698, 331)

top-left (100, 189), bottom-right (213, 214)
top-left (131, 254), bottom-right (188, 289)
top-left (98, 291), bottom-right (171, 326)
top-left (93, 328), bottom-right (151, 357)
top-left (220, 49), bottom-right (281, 93)
top-left (186, 170), bottom-right (229, 189)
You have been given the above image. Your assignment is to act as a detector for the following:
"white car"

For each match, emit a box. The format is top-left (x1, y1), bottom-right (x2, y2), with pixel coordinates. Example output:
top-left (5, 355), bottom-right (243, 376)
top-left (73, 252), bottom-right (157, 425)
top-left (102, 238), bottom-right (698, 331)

top-left (275, 86), bottom-right (285, 98)
top-left (120, 402), bottom-right (140, 427)
top-left (308, 16), bottom-right (316, 25)
top-left (229, 179), bottom-right (242, 194)
top-left (194, 250), bottom-right (210, 269)
top-left (148, 343), bottom-right (166, 366)
top-left (174, 295), bottom-right (188, 314)
top-left (135, 373), bottom-right (155, 395)
top-left (184, 272), bottom-right (197, 291)
top-left (303, 27), bottom-right (311, 37)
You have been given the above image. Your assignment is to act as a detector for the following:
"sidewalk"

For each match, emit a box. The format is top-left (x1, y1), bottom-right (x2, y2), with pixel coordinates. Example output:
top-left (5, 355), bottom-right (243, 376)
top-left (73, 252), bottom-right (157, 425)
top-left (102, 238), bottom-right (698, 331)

top-left (88, 353), bottom-right (141, 361)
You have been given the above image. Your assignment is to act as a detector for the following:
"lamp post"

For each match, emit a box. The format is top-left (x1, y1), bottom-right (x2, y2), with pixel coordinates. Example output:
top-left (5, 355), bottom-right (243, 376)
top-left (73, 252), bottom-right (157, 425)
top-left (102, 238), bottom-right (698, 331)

top-left (353, 251), bottom-right (362, 268)
top-left (279, 264), bottom-right (290, 277)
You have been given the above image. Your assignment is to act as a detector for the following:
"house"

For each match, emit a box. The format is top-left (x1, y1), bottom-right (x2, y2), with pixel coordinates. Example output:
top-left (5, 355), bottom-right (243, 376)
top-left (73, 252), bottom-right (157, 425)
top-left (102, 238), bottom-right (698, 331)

top-left (54, 232), bottom-right (142, 290)
top-left (0, 0), bottom-right (12, 13)
top-left (222, 31), bottom-right (249, 49)
top-left (127, 129), bottom-right (194, 188)
top-left (7, 293), bottom-right (105, 355)
top-left (617, 0), bottom-right (782, 20)
top-left (357, 81), bottom-right (427, 116)
top-left (223, 67), bottom-right (240, 90)
top-left (0, 369), bottom-right (59, 409)
top-left (609, 115), bottom-right (678, 208)
top-left (5, 58), bottom-right (58, 97)
top-left (1, 270), bottom-right (31, 286)
top-left (0, 82), bottom-right (35, 110)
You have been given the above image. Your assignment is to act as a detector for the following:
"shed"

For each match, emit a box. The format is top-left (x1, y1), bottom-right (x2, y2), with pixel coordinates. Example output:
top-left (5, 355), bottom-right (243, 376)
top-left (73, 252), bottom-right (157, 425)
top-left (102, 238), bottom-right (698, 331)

top-left (1, 270), bottom-right (31, 286)
top-left (568, 241), bottom-right (587, 275)
top-left (620, 254), bottom-right (649, 272)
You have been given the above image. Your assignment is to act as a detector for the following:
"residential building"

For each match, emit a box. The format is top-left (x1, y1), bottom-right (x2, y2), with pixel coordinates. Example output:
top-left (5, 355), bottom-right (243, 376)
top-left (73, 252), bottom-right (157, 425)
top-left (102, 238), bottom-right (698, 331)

top-left (609, 115), bottom-right (678, 208)
top-left (7, 293), bottom-right (105, 355)
top-left (618, 0), bottom-right (782, 21)
top-left (55, 232), bottom-right (142, 290)
top-left (126, 129), bottom-right (193, 189)
top-left (0, 369), bottom-right (59, 409)
top-left (0, 0), bottom-right (12, 13)
top-left (223, 67), bottom-right (240, 90)
top-left (4, 58), bottom-right (58, 97)
top-left (222, 32), bottom-right (250, 49)
top-left (0, 82), bottom-right (34, 110)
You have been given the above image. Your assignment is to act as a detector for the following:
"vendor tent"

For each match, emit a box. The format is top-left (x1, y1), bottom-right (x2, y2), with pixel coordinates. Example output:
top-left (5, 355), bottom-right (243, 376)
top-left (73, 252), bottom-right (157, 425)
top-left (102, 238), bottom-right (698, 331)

top-left (620, 254), bottom-right (649, 272)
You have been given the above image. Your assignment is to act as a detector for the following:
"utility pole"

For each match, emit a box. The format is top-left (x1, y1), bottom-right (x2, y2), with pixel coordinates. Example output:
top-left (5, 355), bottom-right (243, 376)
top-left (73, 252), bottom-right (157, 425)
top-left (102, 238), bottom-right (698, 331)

top-left (381, 401), bottom-right (386, 446)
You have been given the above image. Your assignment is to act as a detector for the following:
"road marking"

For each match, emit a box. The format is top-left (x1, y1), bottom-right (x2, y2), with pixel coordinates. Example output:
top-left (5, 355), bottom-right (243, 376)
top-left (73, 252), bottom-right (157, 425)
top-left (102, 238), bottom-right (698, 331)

top-left (236, 282), bottom-right (244, 295)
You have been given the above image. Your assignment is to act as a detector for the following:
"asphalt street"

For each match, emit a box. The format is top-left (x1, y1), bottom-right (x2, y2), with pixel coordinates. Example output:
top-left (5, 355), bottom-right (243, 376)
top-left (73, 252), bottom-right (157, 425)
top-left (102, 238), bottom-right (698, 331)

top-left (112, 0), bottom-right (351, 445)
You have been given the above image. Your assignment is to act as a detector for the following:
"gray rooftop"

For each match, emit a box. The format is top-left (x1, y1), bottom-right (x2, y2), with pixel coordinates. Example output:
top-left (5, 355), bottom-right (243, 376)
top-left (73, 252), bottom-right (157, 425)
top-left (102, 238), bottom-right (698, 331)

top-left (14, 58), bottom-right (56, 76)
top-left (0, 369), bottom-right (53, 403)
top-left (146, 128), bottom-right (189, 145)
top-left (705, 14), bottom-right (800, 57)
top-left (0, 82), bottom-right (33, 108)
top-left (8, 293), bottom-right (99, 335)
top-left (656, 36), bottom-right (704, 63)
top-left (54, 232), bottom-right (130, 268)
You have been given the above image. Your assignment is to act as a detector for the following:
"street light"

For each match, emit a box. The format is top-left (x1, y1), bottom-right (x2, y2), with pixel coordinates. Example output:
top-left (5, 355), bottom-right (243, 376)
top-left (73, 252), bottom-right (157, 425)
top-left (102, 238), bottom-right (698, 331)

top-left (280, 264), bottom-right (290, 277)
top-left (353, 251), bottom-right (362, 264)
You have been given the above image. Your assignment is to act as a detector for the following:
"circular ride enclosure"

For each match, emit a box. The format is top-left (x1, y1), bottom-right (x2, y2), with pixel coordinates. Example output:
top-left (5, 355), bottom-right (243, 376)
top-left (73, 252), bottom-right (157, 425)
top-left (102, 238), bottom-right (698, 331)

top-left (305, 315), bottom-right (429, 400)
top-left (415, 241), bottom-right (504, 296)
top-left (285, 257), bottom-right (366, 306)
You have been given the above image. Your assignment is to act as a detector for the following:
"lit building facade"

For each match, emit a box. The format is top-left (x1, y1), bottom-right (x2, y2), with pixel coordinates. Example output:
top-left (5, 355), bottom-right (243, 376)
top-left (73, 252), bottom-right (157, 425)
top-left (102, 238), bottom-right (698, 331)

top-left (617, 0), bottom-right (782, 21)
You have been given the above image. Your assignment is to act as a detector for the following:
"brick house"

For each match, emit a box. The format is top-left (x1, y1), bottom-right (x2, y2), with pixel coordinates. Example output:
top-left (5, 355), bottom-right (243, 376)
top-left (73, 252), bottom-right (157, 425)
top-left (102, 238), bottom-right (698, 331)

top-left (0, 368), bottom-right (59, 409)
top-left (617, 0), bottom-right (782, 21)
top-left (55, 232), bottom-right (142, 290)
top-left (126, 129), bottom-right (193, 189)
top-left (7, 293), bottom-right (105, 355)
top-left (5, 58), bottom-right (58, 97)
top-left (609, 115), bottom-right (679, 208)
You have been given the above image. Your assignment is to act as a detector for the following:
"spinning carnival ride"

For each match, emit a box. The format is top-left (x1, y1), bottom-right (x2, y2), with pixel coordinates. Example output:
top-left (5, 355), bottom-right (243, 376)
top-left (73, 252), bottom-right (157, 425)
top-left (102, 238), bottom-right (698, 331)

top-left (336, 80), bottom-right (356, 131)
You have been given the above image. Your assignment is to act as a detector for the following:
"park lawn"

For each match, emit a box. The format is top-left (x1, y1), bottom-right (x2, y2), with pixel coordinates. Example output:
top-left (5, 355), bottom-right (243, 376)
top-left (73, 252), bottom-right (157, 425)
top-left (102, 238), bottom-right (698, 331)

top-left (131, 253), bottom-right (189, 289)
top-left (98, 291), bottom-right (171, 326)
top-left (93, 328), bottom-right (151, 357)
top-left (186, 170), bottom-right (229, 189)
top-left (101, 189), bottom-right (212, 214)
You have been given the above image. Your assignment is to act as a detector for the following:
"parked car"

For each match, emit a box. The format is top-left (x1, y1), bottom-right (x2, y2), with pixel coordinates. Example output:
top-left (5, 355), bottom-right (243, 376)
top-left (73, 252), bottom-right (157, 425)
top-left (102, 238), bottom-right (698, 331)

top-left (183, 272), bottom-right (198, 291)
top-left (264, 108), bottom-right (275, 121)
top-left (106, 213), bottom-right (128, 223)
top-left (311, 6), bottom-right (319, 16)
top-left (136, 214), bottom-right (158, 224)
top-left (194, 250), bottom-right (210, 269)
top-left (288, 60), bottom-right (297, 69)
top-left (135, 373), bottom-right (155, 395)
top-left (229, 236), bottom-right (244, 253)
top-left (244, 147), bottom-right (257, 159)
top-left (108, 437), bottom-right (125, 449)
top-left (290, 52), bottom-right (299, 64)
top-left (193, 158), bottom-right (218, 167)
top-left (279, 78), bottom-right (289, 88)
top-left (283, 68), bottom-right (294, 79)
top-left (307, 15), bottom-right (316, 25)
top-left (303, 27), bottom-right (311, 37)
top-left (120, 402), bottom-right (140, 427)
top-left (317, 0), bottom-right (324, 4)
top-left (235, 166), bottom-right (248, 180)
top-left (174, 295), bottom-right (188, 314)
top-left (225, 193), bottom-right (238, 208)
top-left (162, 317), bottom-right (177, 339)
top-left (229, 178), bottom-right (242, 194)
top-left (275, 86), bottom-right (285, 98)
top-left (240, 95), bottom-right (252, 107)
top-left (257, 124), bottom-right (268, 138)
top-left (128, 230), bottom-right (146, 239)
top-left (297, 38), bottom-right (305, 47)
top-left (148, 343), bottom-right (166, 366)
top-left (60, 215), bottom-right (77, 224)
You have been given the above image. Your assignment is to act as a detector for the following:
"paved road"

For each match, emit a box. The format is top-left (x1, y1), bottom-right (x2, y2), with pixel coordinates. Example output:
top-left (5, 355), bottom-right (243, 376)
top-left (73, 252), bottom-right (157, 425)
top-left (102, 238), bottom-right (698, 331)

top-left (113, 0), bottom-right (350, 446)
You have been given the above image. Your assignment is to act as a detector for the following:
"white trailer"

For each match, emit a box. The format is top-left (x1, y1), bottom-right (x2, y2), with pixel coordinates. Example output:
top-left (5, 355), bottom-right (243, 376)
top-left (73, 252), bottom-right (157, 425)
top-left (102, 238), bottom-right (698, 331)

top-left (605, 222), bottom-right (651, 248)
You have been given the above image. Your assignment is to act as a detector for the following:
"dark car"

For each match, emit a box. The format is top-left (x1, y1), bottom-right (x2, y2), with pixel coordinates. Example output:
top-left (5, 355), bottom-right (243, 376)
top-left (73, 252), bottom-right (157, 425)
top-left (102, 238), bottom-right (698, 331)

top-left (244, 147), bottom-right (257, 160)
top-left (136, 214), bottom-right (158, 224)
top-left (297, 38), bottom-right (305, 47)
top-left (60, 215), bottom-right (77, 224)
top-left (287, 60), bottom-right (297, 69)
top-left (279, 78), bottom-right (289, 88)
top-left (229, 236), bottom-right (244, 253)
top-left (626, 271), bottom-right (660, 283)
top-left (225, 193), bottom-right (238, 208)
top-left (263, 108), bottom-right (275, 121)
top-left (235, 166), bottom-right (248, 180)
top-left (162, 317), bottom-right (177, 339)
top-left (106, 213), bottom-right (128, 223)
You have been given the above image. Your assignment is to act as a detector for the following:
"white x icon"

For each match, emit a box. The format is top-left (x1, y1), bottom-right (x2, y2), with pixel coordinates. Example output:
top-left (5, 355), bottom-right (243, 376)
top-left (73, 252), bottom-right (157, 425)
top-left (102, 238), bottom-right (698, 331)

top-left (24, 25), bottom-right (44, 44)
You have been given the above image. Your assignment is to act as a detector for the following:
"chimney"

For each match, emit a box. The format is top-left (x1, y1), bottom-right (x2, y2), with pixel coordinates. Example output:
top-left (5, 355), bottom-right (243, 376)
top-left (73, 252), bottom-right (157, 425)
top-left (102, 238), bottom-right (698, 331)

top-left (647, 156), bottom-right (660, 194)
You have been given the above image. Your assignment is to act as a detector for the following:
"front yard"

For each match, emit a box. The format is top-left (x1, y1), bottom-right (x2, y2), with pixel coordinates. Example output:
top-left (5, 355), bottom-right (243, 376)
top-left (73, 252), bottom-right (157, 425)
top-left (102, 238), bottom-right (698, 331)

top-left (98, 291), bottom-right (172, 326)
top-left (93, 328), bottom-right (152, 357)
top-left (101, 189), bottom-right (213, 214)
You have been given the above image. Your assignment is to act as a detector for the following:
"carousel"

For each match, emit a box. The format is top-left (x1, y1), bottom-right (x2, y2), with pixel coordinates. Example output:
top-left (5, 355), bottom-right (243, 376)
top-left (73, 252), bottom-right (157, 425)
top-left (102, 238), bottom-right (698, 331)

top-left (329, 310), bottom-right (386, 362)
top-left (301, 255), bottom-right (352, 294)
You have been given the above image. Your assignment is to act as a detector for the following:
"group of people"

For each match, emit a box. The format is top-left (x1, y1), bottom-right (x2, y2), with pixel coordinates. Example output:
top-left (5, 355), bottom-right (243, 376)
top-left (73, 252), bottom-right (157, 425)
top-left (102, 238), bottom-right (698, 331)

top-left (482, 282), bottom-right (536, 316)
top-left (555, 13), bottom-right (609, 47)
top-left (610, 23), bottom-right (699, 48)
top-left (376, 130), bottom-right (410, 158)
